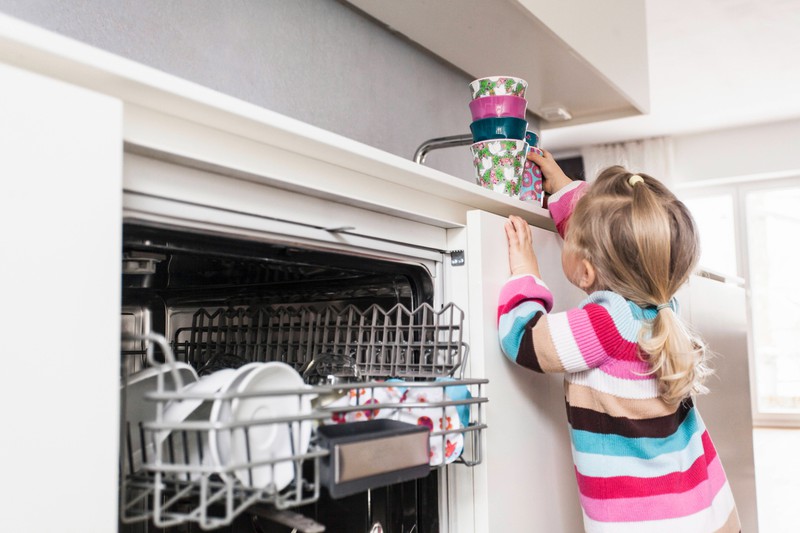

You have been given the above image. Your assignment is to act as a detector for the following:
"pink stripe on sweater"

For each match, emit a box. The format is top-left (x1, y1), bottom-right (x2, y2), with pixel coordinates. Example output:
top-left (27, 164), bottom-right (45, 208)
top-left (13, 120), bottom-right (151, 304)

top-left (497, 275), bottom-right (553, 323)
top-left (548, 183), bottom-right (585, 238)
top-left (566, 309), bottom-right (651, 379)
top-left (576, 432), bottom-right (717, 499)
top-left (565, 308), bottom-right (606, 368)
top-left (578, 454), bottom-right (727, 522)
top-left (598, 358), bottom-right (653, 380)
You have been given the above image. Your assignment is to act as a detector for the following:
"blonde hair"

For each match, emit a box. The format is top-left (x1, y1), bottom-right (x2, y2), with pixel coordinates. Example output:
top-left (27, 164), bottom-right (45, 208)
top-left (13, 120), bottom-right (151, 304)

top-left (565, 166), bottom-right (711, 404)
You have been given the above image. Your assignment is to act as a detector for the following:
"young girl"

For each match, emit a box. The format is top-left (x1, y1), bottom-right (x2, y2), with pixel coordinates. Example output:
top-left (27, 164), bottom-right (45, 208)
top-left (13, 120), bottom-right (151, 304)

top-left (498, 151), bottom-right (740, 532)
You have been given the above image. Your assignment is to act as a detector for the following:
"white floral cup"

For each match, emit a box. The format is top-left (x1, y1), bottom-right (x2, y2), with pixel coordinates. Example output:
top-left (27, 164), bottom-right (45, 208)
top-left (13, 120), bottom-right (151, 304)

top-left (470, 139), bottom-right (528, 197)
top-left (469, 76), bottom-right (528, 99)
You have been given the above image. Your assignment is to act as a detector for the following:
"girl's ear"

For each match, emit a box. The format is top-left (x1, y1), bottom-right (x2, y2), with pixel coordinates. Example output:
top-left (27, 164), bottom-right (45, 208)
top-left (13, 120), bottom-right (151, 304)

top-left (578, 259), bottom-right (596, 290)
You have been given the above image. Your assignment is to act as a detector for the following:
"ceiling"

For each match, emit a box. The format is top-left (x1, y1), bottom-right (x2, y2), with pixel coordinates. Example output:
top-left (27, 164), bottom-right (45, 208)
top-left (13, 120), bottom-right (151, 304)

top-left (542, 0), bottom-right (800, 153)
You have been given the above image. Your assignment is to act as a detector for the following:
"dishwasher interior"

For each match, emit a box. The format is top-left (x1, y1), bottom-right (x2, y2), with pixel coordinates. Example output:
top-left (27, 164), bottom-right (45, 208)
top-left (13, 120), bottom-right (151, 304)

top-left (120, 222), bottom-right (487, 532)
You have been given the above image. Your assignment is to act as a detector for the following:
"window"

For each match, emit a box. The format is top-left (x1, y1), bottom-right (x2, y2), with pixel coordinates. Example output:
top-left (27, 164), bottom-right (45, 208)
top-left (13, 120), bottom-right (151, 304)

top-left (680, 177), bottom-right (800, 425)
top-left (746, 185), bottom-right (800, 414)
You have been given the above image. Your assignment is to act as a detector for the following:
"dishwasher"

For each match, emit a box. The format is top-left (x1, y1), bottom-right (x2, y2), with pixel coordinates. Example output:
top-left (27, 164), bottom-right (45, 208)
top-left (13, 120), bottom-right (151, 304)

top-left (119, 220), bottom-right (487, 533)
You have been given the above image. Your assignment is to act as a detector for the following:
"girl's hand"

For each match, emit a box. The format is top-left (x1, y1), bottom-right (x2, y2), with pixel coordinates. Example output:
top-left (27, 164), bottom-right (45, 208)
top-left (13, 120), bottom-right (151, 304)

top-left (527, 149), bottom-right (572, 195)
top-left (505, 215), bottom-right (541, 278)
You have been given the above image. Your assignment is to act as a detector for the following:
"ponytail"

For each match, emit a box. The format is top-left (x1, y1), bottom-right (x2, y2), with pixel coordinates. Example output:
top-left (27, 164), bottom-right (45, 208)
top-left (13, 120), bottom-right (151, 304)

top-left (567, 166), bottom-right (710, 404)
top-left (639, 307), bottom-right (712, 404)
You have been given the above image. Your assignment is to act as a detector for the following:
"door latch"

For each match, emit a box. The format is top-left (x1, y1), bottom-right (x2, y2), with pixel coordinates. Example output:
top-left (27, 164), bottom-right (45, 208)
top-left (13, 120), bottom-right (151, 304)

top-left (449, 250), bottom-right (465, 267)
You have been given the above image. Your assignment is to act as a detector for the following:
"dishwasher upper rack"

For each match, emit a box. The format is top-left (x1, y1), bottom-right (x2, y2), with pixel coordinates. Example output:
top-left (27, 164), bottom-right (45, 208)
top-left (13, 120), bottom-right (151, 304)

top-left (121, 333), bottom-right (488, 531)
top-left (172, 302), bottom-right (469, 380)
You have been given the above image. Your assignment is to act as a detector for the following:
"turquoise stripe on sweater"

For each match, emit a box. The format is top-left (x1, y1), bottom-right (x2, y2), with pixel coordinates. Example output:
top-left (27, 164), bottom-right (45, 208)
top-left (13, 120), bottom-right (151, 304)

top-left (572, 425), bottom-right (706, 478)
top-left (570, 408), bottom-right (703, 460)
top-left (498, 300), bottom-right (547, 362)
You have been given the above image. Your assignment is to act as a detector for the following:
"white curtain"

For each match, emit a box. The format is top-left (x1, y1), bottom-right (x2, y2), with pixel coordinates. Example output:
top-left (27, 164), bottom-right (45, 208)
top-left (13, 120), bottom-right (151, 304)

top-left (580, 137), bottom-right (675, 186)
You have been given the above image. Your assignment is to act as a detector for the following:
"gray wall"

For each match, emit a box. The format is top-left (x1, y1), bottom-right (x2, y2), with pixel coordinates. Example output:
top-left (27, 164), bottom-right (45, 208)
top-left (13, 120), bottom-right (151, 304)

top-left (0, 0), bottom-right (520, 179)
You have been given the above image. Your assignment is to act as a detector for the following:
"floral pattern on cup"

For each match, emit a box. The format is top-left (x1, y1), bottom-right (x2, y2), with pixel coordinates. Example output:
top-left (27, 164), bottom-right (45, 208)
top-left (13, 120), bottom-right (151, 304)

top-left (470, 139), bottom-right (527, 197)
top-left (520, 146), bottom-right (544, 203)
top-left (469, 76), bottom-right (527, 99)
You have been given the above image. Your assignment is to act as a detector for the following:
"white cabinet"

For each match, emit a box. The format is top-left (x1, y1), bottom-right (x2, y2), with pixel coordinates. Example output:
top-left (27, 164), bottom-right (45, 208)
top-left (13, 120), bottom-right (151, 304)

top-left (344, 0), bottom-right (649, 126)
top-left (0, 62), bottom-right (122, 532)
top-left (445, 211), bottom-right (587, 532)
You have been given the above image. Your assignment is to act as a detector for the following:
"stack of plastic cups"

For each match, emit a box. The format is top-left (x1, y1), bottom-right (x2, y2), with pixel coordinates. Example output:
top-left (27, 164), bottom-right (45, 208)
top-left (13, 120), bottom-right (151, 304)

top-left (467, 76), bottom-right (543, 204)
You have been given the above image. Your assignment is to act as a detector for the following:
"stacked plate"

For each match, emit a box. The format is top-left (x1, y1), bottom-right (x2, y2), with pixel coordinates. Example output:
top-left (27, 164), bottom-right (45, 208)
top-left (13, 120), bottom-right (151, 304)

top-left (125, 361), bottom-right (313, 492)
top-left (467, 76), bottom-right (543, 203)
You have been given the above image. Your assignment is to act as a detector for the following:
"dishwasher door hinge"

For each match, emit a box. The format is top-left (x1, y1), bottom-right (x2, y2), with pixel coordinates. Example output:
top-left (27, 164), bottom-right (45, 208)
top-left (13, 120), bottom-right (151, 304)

top-left (448, 250), bottom-right (465, 267)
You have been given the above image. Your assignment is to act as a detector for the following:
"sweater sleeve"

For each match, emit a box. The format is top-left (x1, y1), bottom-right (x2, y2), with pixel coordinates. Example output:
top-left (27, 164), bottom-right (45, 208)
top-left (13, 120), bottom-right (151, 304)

top-left (547, 180), bottom-right (586, 239)
top-left (497, 274), bottom-right (553, 372)
top-left (499, 279), bottom-right (632, 374)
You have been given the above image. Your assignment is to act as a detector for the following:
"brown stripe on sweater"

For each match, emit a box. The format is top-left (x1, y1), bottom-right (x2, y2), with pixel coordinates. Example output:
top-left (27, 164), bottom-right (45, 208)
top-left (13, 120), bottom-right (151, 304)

top-left (566, 399), bottom-right (693, 438)
top-left (565, 381), bottom-right (680, 420)
top-left (516, 313), bottom-right (544, 373)
top-left (531, 315), bottom-right (567, 373)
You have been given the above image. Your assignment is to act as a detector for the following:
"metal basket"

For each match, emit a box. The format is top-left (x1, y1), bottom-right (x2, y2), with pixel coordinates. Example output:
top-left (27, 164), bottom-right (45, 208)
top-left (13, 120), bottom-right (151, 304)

top-left (120, 332), bottom-right (487, 530)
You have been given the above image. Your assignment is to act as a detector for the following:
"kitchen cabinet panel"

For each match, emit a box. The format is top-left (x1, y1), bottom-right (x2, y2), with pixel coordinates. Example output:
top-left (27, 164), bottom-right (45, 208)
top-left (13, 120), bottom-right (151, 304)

top-left (0, 62), bottom-right (122, 532)
top-left (345, 0), bottom-right (649, 127)
top-left (460, 210), bottom-right (586, 532)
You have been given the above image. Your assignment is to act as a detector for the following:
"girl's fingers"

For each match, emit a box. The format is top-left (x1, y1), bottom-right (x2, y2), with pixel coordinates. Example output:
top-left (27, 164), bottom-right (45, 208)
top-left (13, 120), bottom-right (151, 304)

top-left (505, 220), bottom-right (522, 249)
top-left (511, 216), bottom-right (530, 244)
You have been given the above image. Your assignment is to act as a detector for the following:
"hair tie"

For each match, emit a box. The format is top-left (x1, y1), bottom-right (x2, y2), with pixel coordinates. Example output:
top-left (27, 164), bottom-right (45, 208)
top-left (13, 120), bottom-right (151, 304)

top-left (656, 302), bottom-right (672, 312)
top-left (629, 174), bottom-right (644, 186)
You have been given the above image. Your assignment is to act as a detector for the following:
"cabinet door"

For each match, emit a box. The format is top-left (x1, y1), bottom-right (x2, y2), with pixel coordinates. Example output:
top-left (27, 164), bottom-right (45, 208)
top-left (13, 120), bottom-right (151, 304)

top-left (0, 63), bottom-right (122, 531)
top-left (462, 209), bottom-right (586, 533)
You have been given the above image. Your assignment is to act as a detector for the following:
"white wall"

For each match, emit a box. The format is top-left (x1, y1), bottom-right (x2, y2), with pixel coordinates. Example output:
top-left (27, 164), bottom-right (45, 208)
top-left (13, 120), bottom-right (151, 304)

top-left (672, 118), bottom-right (800, 184)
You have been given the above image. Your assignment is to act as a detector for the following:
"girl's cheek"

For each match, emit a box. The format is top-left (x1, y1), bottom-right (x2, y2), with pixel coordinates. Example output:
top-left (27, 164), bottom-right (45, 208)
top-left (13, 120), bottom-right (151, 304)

top-left (561, 249), bottom-right (581, 288)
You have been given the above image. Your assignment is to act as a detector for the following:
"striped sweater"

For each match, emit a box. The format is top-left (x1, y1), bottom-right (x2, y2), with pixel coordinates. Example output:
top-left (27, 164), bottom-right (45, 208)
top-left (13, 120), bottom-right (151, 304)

top-left (497, 182), bottom-right (740, 532)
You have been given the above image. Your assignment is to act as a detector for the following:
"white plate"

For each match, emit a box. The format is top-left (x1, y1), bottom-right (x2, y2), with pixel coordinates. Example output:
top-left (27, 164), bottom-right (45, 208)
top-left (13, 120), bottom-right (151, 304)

top-left (214, 362), bottom-right (312, 490)
top-left (208, 363), bottom-right (263, 481)
top-left (123, 362), bottom-right (198, 473)
top-left (155, 368), bottom-right (238, 479)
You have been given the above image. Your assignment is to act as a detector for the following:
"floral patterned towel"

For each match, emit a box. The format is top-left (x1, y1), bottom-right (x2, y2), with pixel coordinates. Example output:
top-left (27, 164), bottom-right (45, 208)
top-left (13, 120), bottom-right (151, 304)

top-left (323, 382), bottom-right (465, 466)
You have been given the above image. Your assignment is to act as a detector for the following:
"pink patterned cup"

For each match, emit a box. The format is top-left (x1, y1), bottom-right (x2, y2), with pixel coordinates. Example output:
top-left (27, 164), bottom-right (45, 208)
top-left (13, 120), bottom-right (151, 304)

top-left (520, 146), bottom-right (544, 204)
top-left (468, 95), bottom-right (527, 121)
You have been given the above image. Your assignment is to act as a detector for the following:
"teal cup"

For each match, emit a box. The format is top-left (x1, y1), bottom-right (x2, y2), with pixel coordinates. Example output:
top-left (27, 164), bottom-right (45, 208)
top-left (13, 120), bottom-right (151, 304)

top-left (470, 116), bottom-right (527, 142)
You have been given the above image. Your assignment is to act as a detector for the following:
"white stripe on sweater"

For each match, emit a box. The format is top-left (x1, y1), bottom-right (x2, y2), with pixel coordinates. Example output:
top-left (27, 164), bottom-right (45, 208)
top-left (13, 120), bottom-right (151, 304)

top-left (566, 368), bottom-right (660, 399)
top-left (548, 312), bottom-right (591, 372)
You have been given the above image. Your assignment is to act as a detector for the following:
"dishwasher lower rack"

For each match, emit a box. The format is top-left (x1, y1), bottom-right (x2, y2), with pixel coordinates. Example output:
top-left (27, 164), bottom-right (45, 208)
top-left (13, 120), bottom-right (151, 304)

top-left (121, 334), bottom-right (488, 530)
